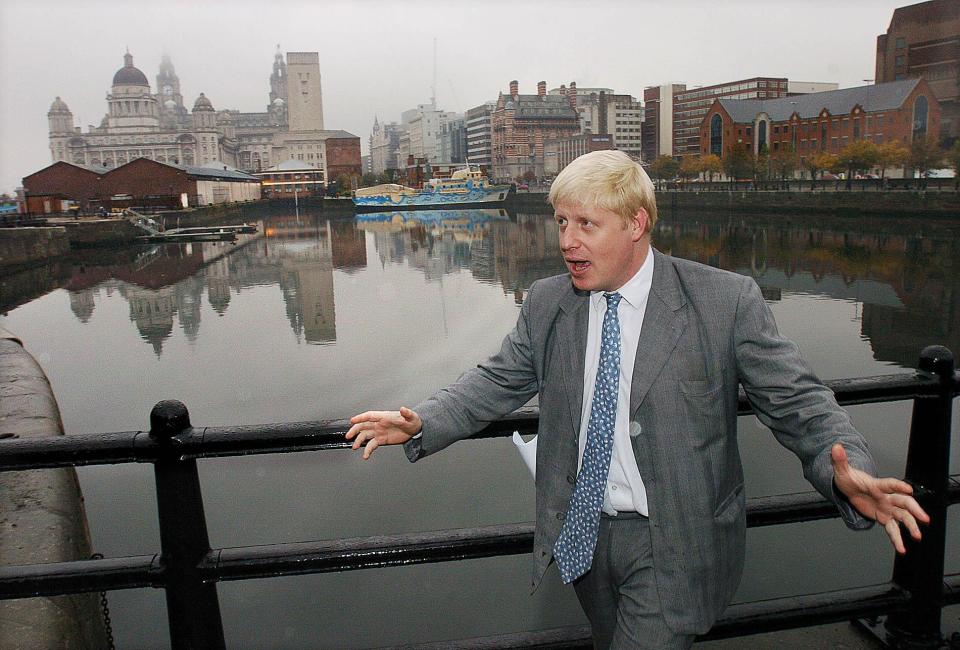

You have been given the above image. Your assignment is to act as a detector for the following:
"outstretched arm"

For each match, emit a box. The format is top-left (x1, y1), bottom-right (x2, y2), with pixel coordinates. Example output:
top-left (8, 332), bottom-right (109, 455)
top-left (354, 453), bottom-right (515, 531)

top-left (346, 407), bottom-right (422, 460)
top-left (831, 443), bottom-right (930, 554)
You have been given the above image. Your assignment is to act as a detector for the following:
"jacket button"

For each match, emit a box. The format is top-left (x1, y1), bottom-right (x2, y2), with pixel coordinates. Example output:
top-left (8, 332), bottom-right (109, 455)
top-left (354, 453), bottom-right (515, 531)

top-left (556, 512), bottom-right (565, 520)
top-left (566, 475), bottom-right (575, 484)
top-left (540, 550), bottom-right (547, 557)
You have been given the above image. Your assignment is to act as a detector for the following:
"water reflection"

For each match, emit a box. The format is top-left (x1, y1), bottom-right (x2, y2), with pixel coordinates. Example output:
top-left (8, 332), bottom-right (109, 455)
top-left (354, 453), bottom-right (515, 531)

top-left (654, 213), bottom-right (960, 367)
top-left (3, 205), bottom-right (960, 649)
top-left (3, 207), bottom-right (960, 366)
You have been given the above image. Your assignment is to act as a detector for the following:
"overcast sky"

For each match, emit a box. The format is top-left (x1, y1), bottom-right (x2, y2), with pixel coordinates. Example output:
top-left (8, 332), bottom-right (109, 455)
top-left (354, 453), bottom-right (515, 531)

top-left (0, 0), bottom-right (911, 194)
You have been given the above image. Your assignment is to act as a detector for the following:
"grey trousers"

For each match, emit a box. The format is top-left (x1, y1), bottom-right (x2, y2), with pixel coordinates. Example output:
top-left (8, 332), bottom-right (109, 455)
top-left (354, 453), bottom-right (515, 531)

top-left (572, 513), bottom-right (695, 650)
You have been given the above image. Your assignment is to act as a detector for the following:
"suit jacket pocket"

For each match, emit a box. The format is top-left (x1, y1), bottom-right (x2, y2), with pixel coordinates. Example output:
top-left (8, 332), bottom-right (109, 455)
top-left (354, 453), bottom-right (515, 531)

top-left (678, 377), bottom-right (720, 397)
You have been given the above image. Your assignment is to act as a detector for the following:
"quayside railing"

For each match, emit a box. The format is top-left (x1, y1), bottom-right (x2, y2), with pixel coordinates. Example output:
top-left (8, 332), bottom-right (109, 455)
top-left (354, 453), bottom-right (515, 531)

top-left (1, 345), bottom-right (958, 649)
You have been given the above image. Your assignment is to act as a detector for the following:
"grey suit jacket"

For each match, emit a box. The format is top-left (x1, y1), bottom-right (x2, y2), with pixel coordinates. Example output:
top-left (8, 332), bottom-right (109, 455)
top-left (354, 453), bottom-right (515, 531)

top-left (406, 249), bottom-right (876, 634)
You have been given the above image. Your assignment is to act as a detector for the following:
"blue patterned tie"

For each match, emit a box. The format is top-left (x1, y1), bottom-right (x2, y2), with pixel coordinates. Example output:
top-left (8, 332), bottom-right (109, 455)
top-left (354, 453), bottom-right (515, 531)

top-left (554, 292), bottom-right (622, 584)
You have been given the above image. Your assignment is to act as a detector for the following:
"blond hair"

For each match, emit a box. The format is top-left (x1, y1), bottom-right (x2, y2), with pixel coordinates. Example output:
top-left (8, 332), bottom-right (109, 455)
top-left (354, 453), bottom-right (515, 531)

top-left (548, 150), bottom-right (657, 229)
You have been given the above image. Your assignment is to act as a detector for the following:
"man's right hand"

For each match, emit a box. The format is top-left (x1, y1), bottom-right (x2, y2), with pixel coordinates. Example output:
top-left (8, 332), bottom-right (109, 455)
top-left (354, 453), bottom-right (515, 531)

top-left (345, 407), bottom-right (422, 460)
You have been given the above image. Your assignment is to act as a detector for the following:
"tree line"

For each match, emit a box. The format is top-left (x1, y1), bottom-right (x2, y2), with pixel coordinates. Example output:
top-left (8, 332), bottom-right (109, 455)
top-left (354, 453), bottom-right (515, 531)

top-left (647, 137), bottom-right (958, 190)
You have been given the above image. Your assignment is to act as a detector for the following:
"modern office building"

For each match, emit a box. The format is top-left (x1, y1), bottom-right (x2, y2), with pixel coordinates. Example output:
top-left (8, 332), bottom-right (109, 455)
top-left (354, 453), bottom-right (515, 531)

top-left (641, 84), bottom-right (685, 163)
top-left (465, 101), bottom-right (495, 168)
top-left (876, 0), bottom-right (960, 140)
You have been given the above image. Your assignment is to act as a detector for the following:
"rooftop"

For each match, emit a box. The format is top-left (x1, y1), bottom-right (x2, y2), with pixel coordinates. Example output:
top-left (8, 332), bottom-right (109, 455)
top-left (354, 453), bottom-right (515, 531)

top-left (717, 79), bottom-right (922, 123)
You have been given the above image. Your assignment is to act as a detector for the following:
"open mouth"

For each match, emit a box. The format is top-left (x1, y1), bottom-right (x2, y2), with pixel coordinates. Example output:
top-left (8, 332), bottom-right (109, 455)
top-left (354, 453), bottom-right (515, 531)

top-left (568, 260), bottom-right (591, 273)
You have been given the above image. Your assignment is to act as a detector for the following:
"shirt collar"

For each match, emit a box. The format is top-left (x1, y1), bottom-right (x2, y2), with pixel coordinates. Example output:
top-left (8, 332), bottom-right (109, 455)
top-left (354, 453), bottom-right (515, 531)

top-left (590, 245), bottom-right (654, 311)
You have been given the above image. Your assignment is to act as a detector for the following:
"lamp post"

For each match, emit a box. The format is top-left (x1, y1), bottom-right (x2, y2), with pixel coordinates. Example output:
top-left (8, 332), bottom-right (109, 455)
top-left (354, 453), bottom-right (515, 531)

top-left (863, 79), bottom-right (876, 189)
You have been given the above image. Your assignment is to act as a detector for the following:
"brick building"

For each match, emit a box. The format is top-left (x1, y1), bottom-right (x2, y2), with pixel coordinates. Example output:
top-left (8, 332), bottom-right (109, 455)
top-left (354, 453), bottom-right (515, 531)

top-left (21, 161), bottom-right (103, 214)
top-left (673, 77), bottom-right (788, 157)
top-left (699, 78), bottom-right (940, 170)
top-left (21, 158), bottom-right (260, 213)
top-left (876, 0), bottom-right (960, 141)
top-left (491, 80), bottom-right (580, 181)
top-left (323, 132), bottom-right (363, 183)
top-left (253, 160), bottom-right (325, 198)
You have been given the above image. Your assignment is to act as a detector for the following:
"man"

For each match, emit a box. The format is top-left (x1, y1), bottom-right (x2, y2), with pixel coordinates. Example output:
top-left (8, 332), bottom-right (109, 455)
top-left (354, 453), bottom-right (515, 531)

top-left (346, 150), bottom-right (928, 649)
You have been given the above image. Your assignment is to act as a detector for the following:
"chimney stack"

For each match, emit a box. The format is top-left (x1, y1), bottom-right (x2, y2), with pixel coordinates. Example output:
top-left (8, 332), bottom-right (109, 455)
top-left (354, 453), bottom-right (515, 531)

top-left (537, 81), bottom-right (546, 97)
top-left (509, 80), bottom-right (519, 98)
top-left (568, 81), bottom-right (577, 109)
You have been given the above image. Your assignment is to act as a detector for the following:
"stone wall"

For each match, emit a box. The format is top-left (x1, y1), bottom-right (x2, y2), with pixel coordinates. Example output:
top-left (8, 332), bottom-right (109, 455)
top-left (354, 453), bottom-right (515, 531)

top-left (0, 328), bottom-right (107, 649)
top-left (0, 227), bottom-right (70, 269)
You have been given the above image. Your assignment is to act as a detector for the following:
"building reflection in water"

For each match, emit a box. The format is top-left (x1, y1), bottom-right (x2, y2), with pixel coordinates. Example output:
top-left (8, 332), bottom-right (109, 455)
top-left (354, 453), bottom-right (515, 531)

top-left (654, 212), bottom-right (960, 368)
top-left (9, 206), bottom-right (957, 366)
top-left (355, 208), bottom-right (566, 306)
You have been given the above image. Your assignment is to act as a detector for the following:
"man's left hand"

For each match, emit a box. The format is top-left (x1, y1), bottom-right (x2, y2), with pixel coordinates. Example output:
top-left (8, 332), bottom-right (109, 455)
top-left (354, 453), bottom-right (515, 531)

top-left (831, 443), bottom-right (930, 554)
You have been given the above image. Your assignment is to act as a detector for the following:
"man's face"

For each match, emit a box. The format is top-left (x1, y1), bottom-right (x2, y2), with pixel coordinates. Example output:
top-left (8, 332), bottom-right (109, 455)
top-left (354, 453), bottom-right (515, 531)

top-left (555, 202), bottom-right (648, 292)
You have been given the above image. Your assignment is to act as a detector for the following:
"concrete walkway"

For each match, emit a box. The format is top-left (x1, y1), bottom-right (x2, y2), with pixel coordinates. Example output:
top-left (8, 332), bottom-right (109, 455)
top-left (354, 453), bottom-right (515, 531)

top-left (0, 327), bottom-right (107, 649)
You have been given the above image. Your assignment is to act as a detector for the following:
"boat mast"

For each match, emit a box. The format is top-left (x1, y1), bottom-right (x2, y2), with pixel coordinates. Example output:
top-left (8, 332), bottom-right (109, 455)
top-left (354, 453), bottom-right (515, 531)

top-left (431, 37), bottom-right (437, 109)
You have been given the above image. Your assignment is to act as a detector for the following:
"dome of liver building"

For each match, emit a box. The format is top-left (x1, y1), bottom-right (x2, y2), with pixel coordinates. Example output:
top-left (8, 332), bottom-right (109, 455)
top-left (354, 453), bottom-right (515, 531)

top-left (192, 93), bottom-right (215, 111)
top-left (112, 52), bottom-right (149, 87)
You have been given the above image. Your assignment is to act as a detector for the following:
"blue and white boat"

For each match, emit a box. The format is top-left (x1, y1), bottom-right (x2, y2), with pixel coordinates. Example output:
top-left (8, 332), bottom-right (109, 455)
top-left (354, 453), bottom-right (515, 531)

top-left (354, 207), bottom-right (510, 232)
top-left (352, 165), bottom-right (510, 210)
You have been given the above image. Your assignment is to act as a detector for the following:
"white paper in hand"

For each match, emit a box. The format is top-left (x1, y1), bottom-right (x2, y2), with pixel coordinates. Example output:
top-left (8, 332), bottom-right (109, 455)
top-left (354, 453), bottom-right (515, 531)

top-left (511, 432), bottom-right (537, 479)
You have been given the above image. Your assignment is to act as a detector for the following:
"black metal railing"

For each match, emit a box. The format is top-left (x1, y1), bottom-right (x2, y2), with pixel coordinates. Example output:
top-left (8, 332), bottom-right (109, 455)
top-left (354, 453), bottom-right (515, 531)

top-left (1, 345), bottom-right (958, 649)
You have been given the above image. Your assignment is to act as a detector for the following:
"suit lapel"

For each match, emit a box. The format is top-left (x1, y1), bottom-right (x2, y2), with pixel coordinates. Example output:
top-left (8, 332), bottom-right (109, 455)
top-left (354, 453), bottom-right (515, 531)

top-left (630, 251), bottom-right (687, 419)
top-left (558, 286), bottom-right (589, 433)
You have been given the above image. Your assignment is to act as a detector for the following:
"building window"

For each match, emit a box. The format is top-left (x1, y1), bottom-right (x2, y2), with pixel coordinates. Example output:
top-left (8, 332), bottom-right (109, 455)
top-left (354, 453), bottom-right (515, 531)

top-left (895, 37), bottom-right (906, 49)
top-left (895, 55), bottom-right (905, 67)
top-left (710, 114), bottom-right (723, 156)
top-left (854, 119), bottom-right (860, 139)
top-left (757, 120), bottom-right (767, 150)
top-left (912, 95), bottom-right (928, 140)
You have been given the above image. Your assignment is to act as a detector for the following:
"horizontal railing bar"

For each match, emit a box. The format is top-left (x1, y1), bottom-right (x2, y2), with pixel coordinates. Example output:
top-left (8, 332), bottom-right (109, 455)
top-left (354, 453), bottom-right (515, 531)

top-left (701, 583), bottom-right (910, 640)
top-left (0, 555), bottom-right (161, 599)
top-left (5, 481), bottom-right (960, 600)
top-left (373, 583), bottom-right (911, 649)
top-left (2, 373), bottom-right (952, 471)
top-left (205, 524), bottom-right (535, 582)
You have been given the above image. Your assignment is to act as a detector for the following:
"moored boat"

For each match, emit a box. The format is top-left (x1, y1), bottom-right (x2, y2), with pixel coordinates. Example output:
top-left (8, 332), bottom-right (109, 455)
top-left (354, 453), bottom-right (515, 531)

top-left (353, 165), bottom-right (510, 210)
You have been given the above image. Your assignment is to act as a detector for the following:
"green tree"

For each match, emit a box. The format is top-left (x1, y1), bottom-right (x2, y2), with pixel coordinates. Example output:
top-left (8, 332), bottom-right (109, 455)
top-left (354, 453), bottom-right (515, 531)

top-left (754, 146), bottom-right (771, 185)
top-left (908, 137), bottom-right (945, 188)
top-left (803, 152), bottom-right (839, 190)
top-left (336, 173), bottom-right (359, 196)
top-left (875, 142), bottom-right (909, 182)
top-left (838, 140), bottom-right (879, 189)
top-left (649, 155), bottom-right (680, 188)
top-left (361, 172), bottom-right (380, 187)
top-left (700, 154), bottom-right (722, 183)
top-left (722, 145), bottom-right (753, 189)
top-left (678, 155), bottom-right (703, 183)
top-left (769, 145), bottom-right (799, 188)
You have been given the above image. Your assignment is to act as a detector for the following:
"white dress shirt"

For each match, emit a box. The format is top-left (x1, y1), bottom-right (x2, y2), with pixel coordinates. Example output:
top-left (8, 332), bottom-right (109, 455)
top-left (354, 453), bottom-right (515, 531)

top-left (577, 246), bottom-right (653, 516)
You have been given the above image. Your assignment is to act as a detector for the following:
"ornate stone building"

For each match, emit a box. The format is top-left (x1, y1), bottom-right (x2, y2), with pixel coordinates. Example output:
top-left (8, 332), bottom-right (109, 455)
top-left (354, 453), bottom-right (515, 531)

top-left (48, 48), bottom-right (359, 178)
top-left (491, 80), bottom-right (580, 181)
top-left (49, 51), bottom-right (239, 170)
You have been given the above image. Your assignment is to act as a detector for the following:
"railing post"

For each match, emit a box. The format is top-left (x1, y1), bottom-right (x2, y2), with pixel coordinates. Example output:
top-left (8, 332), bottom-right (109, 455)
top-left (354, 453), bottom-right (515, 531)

top-left (883, 346), bottom-right (954, 649)
top-left (150, 400), bottom-right (225, 650)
